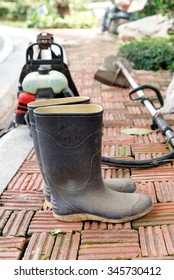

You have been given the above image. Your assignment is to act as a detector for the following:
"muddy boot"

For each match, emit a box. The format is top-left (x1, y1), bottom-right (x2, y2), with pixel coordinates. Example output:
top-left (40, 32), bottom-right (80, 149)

top-left (34, 104), bottom-right (152, 223)
top-left (28, 96), bottom-right (90, 208)
top-left (28, 97), bottom-right (136, 207)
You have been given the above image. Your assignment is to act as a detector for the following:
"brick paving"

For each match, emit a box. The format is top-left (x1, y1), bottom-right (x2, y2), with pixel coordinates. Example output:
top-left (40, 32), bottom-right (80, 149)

top-left (1, 29), bottom-right (174, 259)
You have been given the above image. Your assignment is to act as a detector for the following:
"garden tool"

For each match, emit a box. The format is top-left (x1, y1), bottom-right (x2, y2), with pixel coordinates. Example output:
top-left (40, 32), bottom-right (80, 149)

top-left (34, 104), bottom-right (152, 223)
top-left (15, 32), bottom-right (79, 125)
top-left (94, 55), bottom-right (174, 168)
top-left (16, 65), bottom-right (69, 125)
top-left (28, 97), bottom-right (137, 208)
top-left (19, 32), bottom-right (78, 97)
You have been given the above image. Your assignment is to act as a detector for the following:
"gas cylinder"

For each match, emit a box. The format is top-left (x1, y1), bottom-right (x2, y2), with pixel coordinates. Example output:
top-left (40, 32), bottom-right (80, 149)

top-left (15, 66), bottom-right (69, 124)
top-left (22, 65), bottom-right (68, 97)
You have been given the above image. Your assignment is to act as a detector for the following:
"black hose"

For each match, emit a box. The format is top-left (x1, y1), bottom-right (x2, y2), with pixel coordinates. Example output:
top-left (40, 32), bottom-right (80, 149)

top-left (101, 150), bottom-right (174, 168)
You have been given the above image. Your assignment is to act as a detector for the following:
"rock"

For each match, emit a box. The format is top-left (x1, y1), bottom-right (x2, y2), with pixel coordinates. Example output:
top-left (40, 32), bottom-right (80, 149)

top-left (159, 75), bottom-right (174, 114)
top-left (117, 14), bottom-right (173, 41)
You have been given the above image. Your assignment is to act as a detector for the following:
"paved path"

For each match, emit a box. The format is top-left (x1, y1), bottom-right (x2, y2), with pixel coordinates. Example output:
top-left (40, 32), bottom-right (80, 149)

top-left (0, 27), bottom-right (174, 260)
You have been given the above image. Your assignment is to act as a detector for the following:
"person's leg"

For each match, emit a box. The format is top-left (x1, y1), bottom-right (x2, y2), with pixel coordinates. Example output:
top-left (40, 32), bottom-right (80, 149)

top-left (101, 6), bottom-right (114, 32)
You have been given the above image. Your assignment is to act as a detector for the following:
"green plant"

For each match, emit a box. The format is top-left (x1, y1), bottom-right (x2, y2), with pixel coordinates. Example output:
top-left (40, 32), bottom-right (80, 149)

top-left (0, 6), bottom-right (8, 17)
top-left (13, 1), bottom-right (30, 19)
top-left (27, 10), bottom-right (97, 29)
top-left (118, 37), bottom-right (174, 71)
top-left (0, 0), bottom-right (31, 20)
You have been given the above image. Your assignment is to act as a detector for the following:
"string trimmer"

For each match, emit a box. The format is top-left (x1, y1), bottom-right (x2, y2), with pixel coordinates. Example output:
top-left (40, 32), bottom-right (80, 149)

top-left (94, 55), bottom-right (174, 168)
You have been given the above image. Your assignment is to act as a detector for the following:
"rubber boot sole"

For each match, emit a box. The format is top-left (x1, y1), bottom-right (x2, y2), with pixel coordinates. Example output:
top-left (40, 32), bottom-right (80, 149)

top-left (52, 204), bottom-right (153, 223)
top-left (44, 198), bottom-right (52, 209)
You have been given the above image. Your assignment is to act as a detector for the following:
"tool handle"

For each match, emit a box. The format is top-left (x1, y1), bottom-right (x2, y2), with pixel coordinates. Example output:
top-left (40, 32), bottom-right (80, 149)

top-left (129, 84), bottom-right (164, 109)
top-left (26, 42), bottom-right (64, 64)
top-left (153, 113), bottom-right (174, 147)
top-left (153, 113), bottom-right (171, 134)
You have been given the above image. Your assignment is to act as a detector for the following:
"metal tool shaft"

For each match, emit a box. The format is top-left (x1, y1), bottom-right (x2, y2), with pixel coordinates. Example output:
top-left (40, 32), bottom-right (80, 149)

top-left (117, 61), bottom-right (174, 148)
top-left (117, 61), bottom-right (157, 116)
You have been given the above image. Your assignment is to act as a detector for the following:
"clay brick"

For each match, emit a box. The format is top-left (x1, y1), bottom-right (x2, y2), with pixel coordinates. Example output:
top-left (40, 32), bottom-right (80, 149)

top-left (0, 209), bottom-right (12, 234)
top-left (155, 181), bottom-right (174, 203)
top-left (148, 131), bottom-right (166, 143)
top-left (126, 106), bottom-right (143, 115)
top-left (104, 120), bottom-right (133, 128)
top-left (104, 111), bottom-right (125, 122)
top-left (134, 256), bottom-right (174, 260)
top-left (0, 236), bottom-right (26, 249)
top-left (0, 248), bottom-right (22, 260)
top-left (139, 226), bottom-right (168, 257)
top-left (101, 165), bottom-right (131, 180)
top-left (132, 203), bottom-right (174, 228)
top-left (28, 211), bottom-right (83, 234)
top-left (3, 210), bottom-right (34, 237)
top-left (0, 190), bottom-right (45, 210)
top-left (161, 225), bottom-right (174, 255)
top-left (0, 236), bottom-right (26, 260)
top-left (133, 119), bottom-right (150, 127)
top-left (8, 172), bottom-right (44, 192)
top-left (104, 102), bottom-right (126, 110)
top-left (131, 166), bottom-right (174, 182)
top-left (133, 152), bottom-right (168, 162)
top-left (78, 243), bottom-right (141, 260)
top-left (23, 232), bottom-right (54, 260)
top-left (108, 222), bottom-right (132, 230)
top-left (50, 232), bottom-right (80, 260)
top-left (125, 113), bottom-right (149, 120)
top-left (103, 127), bottom-right (121, 137)
top-left (102, 144), bottom-right (132, 157)
top-left (19, 160), bottom-right (40, 173)
top-left (132, 143), bottom-right (169, 153)
top-left (23, 232), bottom-right (80, 260)
top-left (81, 229), bottom-right (138, 244)
top-left (84, 221), bottom-right (131, 230)
top-left (136, 181), bottom-right (157, 204)
top-left (84, 221), bottom-right (108, 230)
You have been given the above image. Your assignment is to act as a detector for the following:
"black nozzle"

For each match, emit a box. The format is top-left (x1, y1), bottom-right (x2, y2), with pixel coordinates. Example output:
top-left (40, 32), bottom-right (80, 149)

top-left (38, 65), bottom-right (50, 75)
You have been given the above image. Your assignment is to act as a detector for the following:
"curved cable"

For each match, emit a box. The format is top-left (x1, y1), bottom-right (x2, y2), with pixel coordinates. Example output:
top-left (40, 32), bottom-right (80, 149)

top-left (101, 150), bottom-right (174, 168)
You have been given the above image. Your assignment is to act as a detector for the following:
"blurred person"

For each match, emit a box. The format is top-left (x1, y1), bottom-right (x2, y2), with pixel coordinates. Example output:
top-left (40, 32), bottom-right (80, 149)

top-left (101, 0), bottom-right (131, 32)
top-left (52, 0), bottom-right (70, 18)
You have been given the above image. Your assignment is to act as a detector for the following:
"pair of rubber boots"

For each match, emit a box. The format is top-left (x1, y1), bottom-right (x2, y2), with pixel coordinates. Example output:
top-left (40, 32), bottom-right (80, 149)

top-left (28, 96), bottom-right (152, 223)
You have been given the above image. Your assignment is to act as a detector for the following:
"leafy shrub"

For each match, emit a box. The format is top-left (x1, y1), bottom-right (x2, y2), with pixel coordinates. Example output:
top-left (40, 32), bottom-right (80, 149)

top-left (27, 11), bottom-right (97, 29)
top-left (0, 6), bottom-right (9, 17)
top-left (118, 37), bottom-right (174, 71)
top-left (0, 1), bottom-right (30, 20)
top-left (0, 2), bottom-right (13, 18)
top-left (11, 1), bottom-right (30, 20)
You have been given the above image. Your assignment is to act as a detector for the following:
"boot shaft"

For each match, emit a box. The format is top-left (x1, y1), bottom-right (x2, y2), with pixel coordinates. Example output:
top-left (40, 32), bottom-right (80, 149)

top-left (28, 96), bottom-right (90, 124)
top-left (34, 104), bottom-right (104, 191)
top-left (27, 96), bottom-right (90, 199)
top-left (34, 104), bottom-right (152, 222)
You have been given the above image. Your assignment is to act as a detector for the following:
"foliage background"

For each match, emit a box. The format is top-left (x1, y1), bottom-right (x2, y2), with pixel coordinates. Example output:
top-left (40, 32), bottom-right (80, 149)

top-left (1, 0), bottom-right (174, 71)
top-left (0, 0), bottom-right (174, 28)
top-left (118, 37), bottom-right (174, 71)
top-left (117, 1), bottom-right (174, 71)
